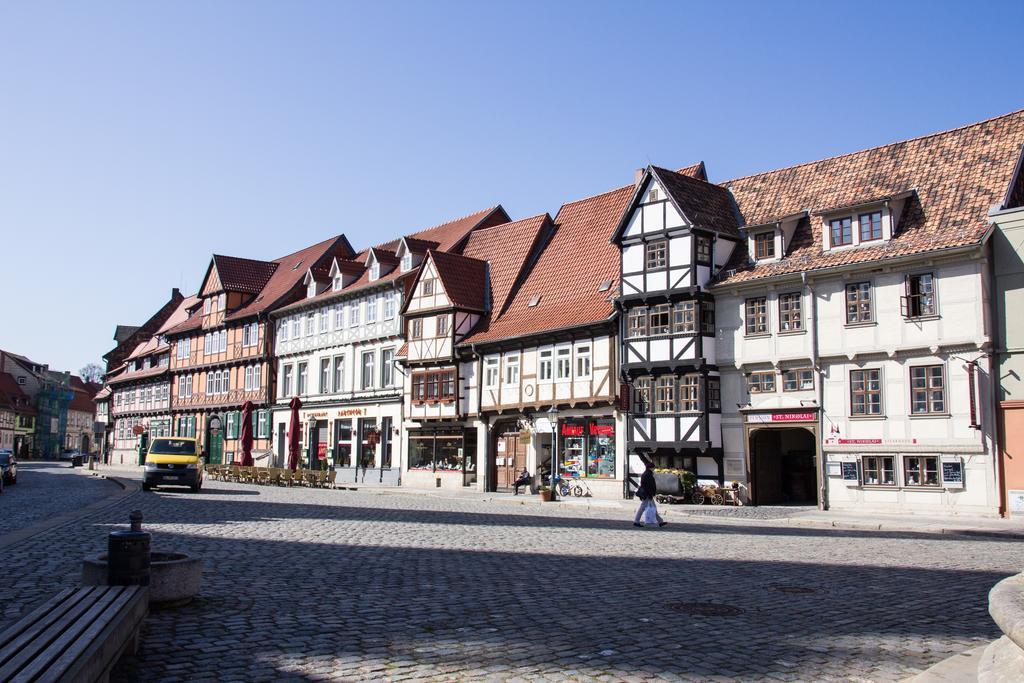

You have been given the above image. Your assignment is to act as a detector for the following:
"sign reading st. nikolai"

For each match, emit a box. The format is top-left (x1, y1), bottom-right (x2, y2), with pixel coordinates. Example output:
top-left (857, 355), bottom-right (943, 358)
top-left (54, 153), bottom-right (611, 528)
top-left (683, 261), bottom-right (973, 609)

top-left (746, 411), bottom-right (816, 424)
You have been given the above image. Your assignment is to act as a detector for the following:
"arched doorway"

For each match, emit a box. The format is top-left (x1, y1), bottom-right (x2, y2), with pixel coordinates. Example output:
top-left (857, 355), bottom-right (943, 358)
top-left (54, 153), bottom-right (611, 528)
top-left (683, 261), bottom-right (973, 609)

top-left (207, 415), bottom-right (224, 464)
top-left (749, 427), bottom-right (817, 505)
top-left (81, 434), bottom-right (90, 454)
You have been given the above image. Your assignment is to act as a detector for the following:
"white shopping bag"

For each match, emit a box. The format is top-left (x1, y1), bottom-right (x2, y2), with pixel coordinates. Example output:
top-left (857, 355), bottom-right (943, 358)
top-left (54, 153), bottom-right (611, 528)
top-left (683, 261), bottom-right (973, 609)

top-left (642, 503), bottom-right (658, 526)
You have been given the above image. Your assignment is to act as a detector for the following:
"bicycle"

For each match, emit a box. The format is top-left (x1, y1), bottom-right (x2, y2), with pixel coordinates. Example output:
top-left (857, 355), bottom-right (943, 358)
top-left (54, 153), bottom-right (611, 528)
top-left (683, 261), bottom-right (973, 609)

top-left (556, 476), bottom-right (593, 497)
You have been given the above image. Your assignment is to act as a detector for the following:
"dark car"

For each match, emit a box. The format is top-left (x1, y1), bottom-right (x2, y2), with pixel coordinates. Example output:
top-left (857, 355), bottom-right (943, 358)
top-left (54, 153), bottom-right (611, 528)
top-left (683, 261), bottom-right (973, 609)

top-left (0, 450), bottom-right (17, 485)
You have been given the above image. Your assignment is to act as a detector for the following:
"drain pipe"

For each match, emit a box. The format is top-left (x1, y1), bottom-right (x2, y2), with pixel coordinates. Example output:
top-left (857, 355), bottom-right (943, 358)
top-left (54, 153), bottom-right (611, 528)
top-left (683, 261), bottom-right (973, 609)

top-left (804, 272), bottom-right (828, 511)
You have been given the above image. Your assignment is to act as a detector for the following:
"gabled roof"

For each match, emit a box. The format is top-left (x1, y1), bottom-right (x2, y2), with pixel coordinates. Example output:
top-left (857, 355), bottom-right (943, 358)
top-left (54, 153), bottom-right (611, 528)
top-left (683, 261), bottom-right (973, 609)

top-left (372, 205), bottom-right (511, 254)
top-left (114, 325), bottom-right (140, 343)
top-left (68, 388), bottom-right (96, 414)
top-left (424, 250), bottom-right (490, 312)
top-left (166, 235), bottom-right (352, 334)
top-left (103, 289), bottom-right (184, 365)
top-left (714, 108), bottom-right (1024, 286)
top-left (126, 295), bottom-right (197, 361)
top-left (651, 165), bottom-right (741, 238)
top-left (0, 371), bottom-right (32, 415)
top-left (397, 237), bottom-right (441, 256)
top-left (677, 161), bottom-right (708, 181)
top-left (462, 185), bottom-right (633, 345)
top-left (461, 213), bottom-right (553, 319)
top-left (204, 254), bottom-right (279, 295)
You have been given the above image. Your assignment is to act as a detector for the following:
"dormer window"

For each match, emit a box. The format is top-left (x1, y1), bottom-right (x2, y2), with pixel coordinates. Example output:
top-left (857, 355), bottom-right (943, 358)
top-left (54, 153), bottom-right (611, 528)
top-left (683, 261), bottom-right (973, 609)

top-left (333, 276), bottom-right (342, 292)
top-left (754, 232), bottom-right (775, 260)
top-left (307, 283), bottom-right (317, 298)
top-left (830, 218), bottom-right (853, 246)
top-left (859, 211), bottom-right (882, 241)
top-left (370, 263), bottom-right (380, 281)
top-left (401, 253), bottom-right (413, 272)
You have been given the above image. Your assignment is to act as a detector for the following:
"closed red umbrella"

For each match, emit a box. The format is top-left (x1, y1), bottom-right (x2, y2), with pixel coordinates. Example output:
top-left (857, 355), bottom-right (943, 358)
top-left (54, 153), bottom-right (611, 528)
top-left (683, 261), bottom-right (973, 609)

top-left (287, 396), bottom-right (302, 470)
top-left (239, 400), bottom-right (254, 467)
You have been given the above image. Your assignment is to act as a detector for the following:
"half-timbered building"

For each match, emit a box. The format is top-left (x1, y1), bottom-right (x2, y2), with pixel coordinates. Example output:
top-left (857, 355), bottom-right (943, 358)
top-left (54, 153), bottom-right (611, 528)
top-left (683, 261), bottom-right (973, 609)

top-left (270, 206), bottom-right (508, 484)
top-left (611, 164), bottom-right (742, 491)
top-left (458, 189), bottom-right (633, 498)
top-left (105, 295), bottom-right (194, 465)
top-left (164, 236), bottom-right (353, 464)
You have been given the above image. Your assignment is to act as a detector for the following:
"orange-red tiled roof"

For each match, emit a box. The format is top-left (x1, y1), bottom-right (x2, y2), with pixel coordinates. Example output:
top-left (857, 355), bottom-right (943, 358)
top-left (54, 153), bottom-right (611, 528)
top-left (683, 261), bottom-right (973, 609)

top-left (372, 206), bottom-right (510, 254)
top-left (69, 389), bottom-right (96, 414)
top-left (714, 109), bottom-right (1024, 286)
top-left (211, 254), bottom-right (279, 295)
top-left (0, 371), bottom-right (32, 415)
top-left (427, 250), bottom-right (489, 312)
top-left (676, 161), bottom-right (708, 181)
top-left (463, 185), bottom-right (632, 345)
top-left (461, 213), bottom-right (552, 317)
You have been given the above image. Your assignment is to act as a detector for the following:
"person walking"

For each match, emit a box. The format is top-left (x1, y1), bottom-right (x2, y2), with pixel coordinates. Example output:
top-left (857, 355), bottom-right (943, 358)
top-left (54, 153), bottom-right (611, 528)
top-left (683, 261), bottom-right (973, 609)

top-left (634, 460), bottom-right (666, 527)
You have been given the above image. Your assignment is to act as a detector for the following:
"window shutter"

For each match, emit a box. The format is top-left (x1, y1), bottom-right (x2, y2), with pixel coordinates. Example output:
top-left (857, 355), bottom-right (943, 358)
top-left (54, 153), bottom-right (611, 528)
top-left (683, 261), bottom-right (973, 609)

top-left (618, 384), bottom-right (631, 412)
top-left (251, 410), bottom-right (258, 435)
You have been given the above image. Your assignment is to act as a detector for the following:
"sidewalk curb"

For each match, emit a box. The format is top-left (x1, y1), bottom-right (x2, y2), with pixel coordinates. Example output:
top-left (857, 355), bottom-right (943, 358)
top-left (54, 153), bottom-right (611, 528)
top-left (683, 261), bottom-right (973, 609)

top-left (0, 470), bottom-right (140, 552)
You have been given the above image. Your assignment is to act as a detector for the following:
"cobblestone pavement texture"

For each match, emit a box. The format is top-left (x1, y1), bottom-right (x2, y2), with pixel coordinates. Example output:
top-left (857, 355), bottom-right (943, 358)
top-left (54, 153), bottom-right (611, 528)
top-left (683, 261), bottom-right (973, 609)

top-left (1, 469), bottom-right (1021, 682)
top-left (0, 462), bottom-right (119, 535)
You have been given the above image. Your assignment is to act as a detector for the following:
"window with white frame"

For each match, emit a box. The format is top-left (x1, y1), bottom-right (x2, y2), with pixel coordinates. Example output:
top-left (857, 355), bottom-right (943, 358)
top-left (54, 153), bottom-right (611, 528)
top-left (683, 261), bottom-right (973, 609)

top-left (367, 297), bottom-right (378, 323)
top-left (203, 333), bottom-right (212, 356)
top-left (279, 320), bottom-right (289, 342)
top-left (204, 298), bottom-right (211, 314)
top-left (319, 310), bottom-right (328, 333)
top-left (401, 253), bottom-right (412, 272)
top-left (555, 347), bottom-right (571, 380)
top-left (333, 356), bottom-right (345, 393)
top-left (206, 372), bottom-right (214, 396)
top-left (245, 366), bottom-right (254, 391)
top-left (298, 362), bottom-right (308, 395)
top-left (627, 307), bottom-right (647, 338)
top-left (361, 351), bottom-right (375, 390)
top-left (257, 410), bottom-right (269, 438)
top-left (384, 293), bottom-right (396, 319)
top-left (673, 302), bottom-right (696, 334)
top-left (333, 276), bottom-right (342, 291)
top-left (381, 348), bottom-right (394, 387)
top-left (778, 293), bottom-right (802, 332)
top-left (305, 315), bottom-right (315, 337)
top-left (678, 374), bottom-right (699, 412)
top-left (320, 358), bottom-right (331, 393)
top-left (504, 353), bottom-right (520, 386)
top-left (291, 318), bottom-right (301, 339)
top-left (575, 344), bottom-right (591, 379)
top-left (370, 263), bottom-right (380, 280)
top-left (252, 365), bottom-right (261, 392)
top-left (350, 302), bottom-right (361, 327)
top-left (484, 357), bottom-right (499, 388)
top-left (334, 304), bottom-right (344, 329)
top-left (538, 349), bottom-right (552, 382)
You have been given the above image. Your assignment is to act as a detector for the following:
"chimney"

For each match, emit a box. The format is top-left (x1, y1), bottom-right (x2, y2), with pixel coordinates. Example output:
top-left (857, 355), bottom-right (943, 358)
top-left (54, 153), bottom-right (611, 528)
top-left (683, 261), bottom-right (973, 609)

top-left (634, 168), bottom-right (645, 187)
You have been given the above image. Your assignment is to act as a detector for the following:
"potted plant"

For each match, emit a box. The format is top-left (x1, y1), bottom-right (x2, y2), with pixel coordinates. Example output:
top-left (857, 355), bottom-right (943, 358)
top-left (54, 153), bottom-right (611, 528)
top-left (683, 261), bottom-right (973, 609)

top-left (538, 486), bottom-right (552, 502)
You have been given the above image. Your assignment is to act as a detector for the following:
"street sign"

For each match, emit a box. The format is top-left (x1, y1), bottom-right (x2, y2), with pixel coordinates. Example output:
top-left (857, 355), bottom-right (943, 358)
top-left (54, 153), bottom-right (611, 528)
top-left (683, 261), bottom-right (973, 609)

top-left (132, 425), bottom-right (145, 436)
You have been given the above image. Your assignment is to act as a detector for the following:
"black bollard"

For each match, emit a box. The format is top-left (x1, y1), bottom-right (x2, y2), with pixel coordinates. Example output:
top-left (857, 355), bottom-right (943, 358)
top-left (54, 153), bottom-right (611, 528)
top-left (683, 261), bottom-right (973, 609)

top-left (108, 510), bottom-right (151, 586)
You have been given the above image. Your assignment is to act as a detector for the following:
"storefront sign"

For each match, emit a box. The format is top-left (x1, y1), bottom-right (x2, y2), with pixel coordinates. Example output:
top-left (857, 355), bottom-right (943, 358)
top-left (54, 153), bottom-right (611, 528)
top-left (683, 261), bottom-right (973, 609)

top-left (835, 438), bottom-right (918, 445)
top-left (589, 424), bottom-right (614, 437)
top-left (317, 442), bottom-right (327, 460)
top-left (746, 411), bottom-right (816, 424)
top-left (941, 457), bottom-right (964, 488)
top-left (561, 423), bottom-right (584, 436)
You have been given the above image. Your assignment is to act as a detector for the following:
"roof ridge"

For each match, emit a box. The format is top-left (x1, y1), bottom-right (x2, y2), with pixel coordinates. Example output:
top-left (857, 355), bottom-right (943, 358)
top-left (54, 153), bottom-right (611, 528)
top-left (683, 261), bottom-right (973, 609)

top-left (722, 108), bottom-right (1024, 185)
top-left (213, 253), bottom-right (275, 266)
top-left (272, 234), bottom-right (345, 263)
top-left (555, 183), bottom-right (633, 213)
top-left (652, 164), bottom-right (726, 191)
top-left (471, 212), bottom-right (549, 232)
top-left (369, 205), bottom-right (502, 251)
top-left (428, 248), bottom-right (489, 267)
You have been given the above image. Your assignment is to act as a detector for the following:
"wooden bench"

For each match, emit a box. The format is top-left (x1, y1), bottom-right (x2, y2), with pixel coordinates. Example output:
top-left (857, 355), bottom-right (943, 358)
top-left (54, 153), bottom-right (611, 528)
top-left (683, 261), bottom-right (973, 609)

top-left (0, 585), bottom-right (148, 683)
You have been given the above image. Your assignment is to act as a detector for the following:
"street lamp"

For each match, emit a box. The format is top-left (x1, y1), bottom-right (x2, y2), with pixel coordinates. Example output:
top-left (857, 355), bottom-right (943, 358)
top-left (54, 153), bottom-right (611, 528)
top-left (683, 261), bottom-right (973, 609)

top-left (547, 405), bottom-right (559, 501)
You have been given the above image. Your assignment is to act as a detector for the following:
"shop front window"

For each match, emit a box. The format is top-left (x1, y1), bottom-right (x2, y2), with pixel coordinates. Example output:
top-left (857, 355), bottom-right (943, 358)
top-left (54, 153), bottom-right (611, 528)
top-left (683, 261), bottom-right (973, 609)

top-left (359, 418), bottom-right (378, 469)
top-left (409, 436), bottom-right (434, 470)
top-left (559, 419), bottom-right (616, 479)
top-left (435, 436), bottom-right (464, 472)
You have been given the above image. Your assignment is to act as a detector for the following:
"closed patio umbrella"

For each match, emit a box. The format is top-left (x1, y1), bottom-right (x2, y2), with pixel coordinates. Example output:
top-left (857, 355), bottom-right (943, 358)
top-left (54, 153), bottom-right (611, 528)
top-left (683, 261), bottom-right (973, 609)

top-left (287, 396), bottom-right (302, 470)
top-left (239, 400), bottom-right (254, 467)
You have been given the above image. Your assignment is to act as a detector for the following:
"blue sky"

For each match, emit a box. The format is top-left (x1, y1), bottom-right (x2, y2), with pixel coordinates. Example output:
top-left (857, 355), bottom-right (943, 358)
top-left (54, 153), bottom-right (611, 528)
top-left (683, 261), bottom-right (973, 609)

top-left (2, 0), bottom-right (1022, 374)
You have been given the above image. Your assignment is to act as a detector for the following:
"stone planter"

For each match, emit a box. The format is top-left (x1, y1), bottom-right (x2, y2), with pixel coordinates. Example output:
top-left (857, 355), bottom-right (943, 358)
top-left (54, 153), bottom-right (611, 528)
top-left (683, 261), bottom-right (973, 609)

top-left (82, 552), bottom-right (202, 607)
top-left (538, 489), bottom-right (553, 502)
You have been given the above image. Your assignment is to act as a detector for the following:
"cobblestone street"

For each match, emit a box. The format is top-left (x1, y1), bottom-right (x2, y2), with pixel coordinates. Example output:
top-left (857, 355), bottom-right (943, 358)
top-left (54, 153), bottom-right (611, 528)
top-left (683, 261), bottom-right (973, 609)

top-left (0, 468), bottom-right (1021, 681)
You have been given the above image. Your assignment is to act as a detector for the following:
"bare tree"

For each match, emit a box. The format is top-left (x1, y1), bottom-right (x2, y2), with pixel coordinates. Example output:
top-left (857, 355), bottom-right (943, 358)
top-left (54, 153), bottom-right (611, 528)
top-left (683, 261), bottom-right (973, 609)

top-left (78, 362), bottom-right (104, 383)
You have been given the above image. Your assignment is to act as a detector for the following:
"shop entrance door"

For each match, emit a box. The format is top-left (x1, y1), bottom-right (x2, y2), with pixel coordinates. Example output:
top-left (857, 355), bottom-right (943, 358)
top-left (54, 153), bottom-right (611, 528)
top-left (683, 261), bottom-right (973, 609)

top-left (207, 417), bottom-right (224, 465)
top-left (277, 426), bottom-right (286, 467)
top-left (495, 430), bottom-right (525, 490)
top-left (749, 428), bottom-right (817, 505)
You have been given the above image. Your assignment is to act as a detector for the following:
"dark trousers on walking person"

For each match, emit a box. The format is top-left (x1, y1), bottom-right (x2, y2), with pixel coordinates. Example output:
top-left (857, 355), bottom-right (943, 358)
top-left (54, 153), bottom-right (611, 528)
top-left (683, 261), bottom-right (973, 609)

top-left (634, 497), bottom-right (664, 526)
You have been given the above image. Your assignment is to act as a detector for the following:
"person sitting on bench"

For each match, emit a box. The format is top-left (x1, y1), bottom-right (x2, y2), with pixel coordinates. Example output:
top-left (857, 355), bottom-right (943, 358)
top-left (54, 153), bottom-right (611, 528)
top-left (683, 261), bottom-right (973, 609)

top-left (513, 468), bottom-right (531, 495)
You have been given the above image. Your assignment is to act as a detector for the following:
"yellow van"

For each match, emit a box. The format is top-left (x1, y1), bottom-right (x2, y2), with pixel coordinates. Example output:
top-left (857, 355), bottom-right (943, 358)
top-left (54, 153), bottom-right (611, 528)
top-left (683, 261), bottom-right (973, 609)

top-left (143, 437), bottom-right (204, 492)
